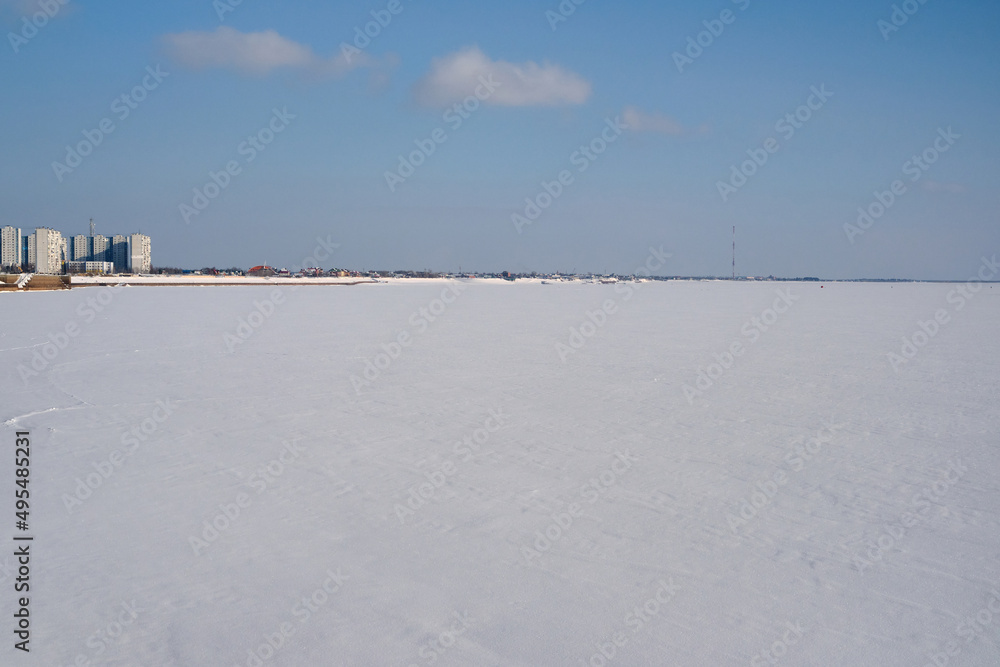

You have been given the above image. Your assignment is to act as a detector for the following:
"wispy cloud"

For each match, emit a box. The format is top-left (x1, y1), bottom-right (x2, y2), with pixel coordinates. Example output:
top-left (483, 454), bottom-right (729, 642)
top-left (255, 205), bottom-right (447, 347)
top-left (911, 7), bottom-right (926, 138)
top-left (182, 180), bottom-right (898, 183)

top-left (162, 27), bottom-right (377, 78)
top-left (622, 107), bottom-right (704, 136)
top-left (413, 46), bottom-right (591, 108)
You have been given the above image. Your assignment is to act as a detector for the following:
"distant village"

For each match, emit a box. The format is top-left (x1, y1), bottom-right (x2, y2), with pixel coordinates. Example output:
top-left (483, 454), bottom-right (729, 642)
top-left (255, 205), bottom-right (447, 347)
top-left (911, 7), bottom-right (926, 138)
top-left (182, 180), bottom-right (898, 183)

top-left (153, 266), bottom-right (828, 283)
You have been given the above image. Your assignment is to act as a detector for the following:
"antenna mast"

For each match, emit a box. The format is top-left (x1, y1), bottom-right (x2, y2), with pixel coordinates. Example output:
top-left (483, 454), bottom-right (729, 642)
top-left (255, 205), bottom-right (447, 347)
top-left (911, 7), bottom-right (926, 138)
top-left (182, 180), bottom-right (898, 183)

top-left (732, 225), bottom-right (736, 280)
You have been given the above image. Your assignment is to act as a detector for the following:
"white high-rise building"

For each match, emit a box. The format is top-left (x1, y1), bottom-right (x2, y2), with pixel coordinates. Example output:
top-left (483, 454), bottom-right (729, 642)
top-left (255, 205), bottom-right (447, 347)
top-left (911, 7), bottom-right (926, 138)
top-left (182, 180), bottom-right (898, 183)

top-left (26, 234), bottom-right (36, 269)
top-left (92, 234), bottom-right (110, 263)
top-left (112, 235), bottom-right (128, 273)
top-left (71, 234), bottom-right (89, 261)
top-left (128, 233), bottom-right (151, 274)
top-left (34, 228), bottom-right (65, 275)
top-left (1, 226), bottom-right (21, 269)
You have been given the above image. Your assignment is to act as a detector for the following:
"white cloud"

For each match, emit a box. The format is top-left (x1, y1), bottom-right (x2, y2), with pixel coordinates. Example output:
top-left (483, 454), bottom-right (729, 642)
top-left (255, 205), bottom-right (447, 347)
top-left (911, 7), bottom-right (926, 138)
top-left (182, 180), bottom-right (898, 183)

top-left (621, 107), bottom-right (688, 136)
top-left (162, 27), bottom-right (373, 78)
top-left (413, 46), bottom-right (591, 108)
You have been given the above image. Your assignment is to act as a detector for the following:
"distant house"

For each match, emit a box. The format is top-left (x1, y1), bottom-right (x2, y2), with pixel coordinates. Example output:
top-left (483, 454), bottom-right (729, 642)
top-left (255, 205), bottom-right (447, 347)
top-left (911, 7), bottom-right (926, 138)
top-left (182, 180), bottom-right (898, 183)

top-left (247, 265), bottom-right (276, 277)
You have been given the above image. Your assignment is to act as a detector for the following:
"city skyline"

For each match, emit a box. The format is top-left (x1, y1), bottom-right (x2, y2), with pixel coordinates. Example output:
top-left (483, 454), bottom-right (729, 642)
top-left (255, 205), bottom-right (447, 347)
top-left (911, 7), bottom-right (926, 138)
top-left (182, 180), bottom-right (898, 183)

top-left (0, 224), bottom-right (150, 274)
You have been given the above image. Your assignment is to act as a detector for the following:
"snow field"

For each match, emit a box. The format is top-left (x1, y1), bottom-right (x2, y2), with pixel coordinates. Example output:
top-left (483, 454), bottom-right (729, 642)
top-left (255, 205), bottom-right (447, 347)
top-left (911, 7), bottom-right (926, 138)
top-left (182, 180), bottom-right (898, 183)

top-left (0, 281), bottom-right (998, 665)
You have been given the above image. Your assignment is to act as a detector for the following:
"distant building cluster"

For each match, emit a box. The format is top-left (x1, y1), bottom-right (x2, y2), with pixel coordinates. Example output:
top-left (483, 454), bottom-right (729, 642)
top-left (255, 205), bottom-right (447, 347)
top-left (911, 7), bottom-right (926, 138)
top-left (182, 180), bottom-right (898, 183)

top-left (243, 265), bottom-right (364, 278)
top-left (0, 225), bottom-right (150, 275)
top-left (153, 265), bottom-right (370, 278)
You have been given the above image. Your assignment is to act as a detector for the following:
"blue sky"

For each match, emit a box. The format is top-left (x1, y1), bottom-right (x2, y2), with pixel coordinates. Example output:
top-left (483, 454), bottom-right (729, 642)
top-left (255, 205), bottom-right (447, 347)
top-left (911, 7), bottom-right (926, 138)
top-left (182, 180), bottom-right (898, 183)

top-left (1, 0), bottom-right (997, 278)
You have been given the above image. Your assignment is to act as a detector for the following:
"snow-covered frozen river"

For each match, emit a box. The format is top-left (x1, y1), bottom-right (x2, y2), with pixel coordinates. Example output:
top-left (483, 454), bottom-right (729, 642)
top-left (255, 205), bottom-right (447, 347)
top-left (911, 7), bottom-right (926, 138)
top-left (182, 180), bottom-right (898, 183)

top-left (1, 280), bottom-right (998, 666)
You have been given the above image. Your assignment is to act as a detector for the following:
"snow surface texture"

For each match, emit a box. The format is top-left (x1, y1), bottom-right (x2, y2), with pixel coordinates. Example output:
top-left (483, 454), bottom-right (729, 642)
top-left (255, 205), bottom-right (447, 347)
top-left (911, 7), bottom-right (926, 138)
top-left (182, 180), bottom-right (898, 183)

top-left (1, 281), bottom-right (998, 666)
